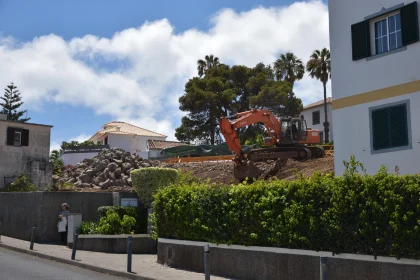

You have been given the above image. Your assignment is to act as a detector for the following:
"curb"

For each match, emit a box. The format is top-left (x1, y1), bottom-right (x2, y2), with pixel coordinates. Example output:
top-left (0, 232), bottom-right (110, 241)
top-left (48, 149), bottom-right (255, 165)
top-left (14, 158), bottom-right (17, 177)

top-left (0, 242), bottom-right (154, 280)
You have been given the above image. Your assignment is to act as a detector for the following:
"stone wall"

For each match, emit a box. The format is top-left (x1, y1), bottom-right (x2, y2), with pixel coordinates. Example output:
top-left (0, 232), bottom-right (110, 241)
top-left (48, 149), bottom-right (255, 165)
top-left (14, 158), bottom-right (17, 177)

top-left (0, 192), bottom-right (139, 244)
top-left (157, 238), bottom-right (420, 280)
top-left (0, 121), bottom-right (52, 190)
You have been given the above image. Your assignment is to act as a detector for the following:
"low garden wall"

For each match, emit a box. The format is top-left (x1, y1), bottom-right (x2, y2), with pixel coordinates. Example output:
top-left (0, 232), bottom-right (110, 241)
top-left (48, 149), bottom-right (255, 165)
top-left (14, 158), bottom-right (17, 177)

top-left (75, 234), bottom-right (156, 254)
top-left (157, 238), bottom-right (420, 280)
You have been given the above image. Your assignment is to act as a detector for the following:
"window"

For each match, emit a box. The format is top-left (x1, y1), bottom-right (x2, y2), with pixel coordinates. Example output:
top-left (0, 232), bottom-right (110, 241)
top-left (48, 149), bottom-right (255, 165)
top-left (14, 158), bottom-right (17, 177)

top-left (370, 100), bottom-right (411, 153)
top-left (374, 13), bottom-right (402, 55)
top-left (14, 131), bottom-right (21, 146)
top-left (6, 127), bottom-right (29, 147)
top-left (351, 1), bottom-right (419, 60)
top-left (312, 111), bottom-right (320, 125)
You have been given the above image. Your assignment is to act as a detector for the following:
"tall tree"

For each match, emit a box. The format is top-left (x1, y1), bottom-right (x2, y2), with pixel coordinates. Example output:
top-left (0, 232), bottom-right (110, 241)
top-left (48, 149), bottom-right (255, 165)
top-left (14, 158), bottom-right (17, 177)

top-left (306, 48), bottom-right (331, 142)
top-left (0, 82), bottom-right (31, 122)
top-left (197, 54), bottom-right (220, 77)
top-left (176, 64), bottom-right (235, 145)
top-left (273, 52), bottom-right (305, 87)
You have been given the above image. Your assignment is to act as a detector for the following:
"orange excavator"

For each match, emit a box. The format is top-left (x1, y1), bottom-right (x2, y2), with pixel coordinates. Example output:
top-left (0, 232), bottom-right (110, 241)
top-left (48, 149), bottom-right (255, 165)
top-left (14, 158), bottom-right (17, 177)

top-left (219, 109), bottom-right (325, 180)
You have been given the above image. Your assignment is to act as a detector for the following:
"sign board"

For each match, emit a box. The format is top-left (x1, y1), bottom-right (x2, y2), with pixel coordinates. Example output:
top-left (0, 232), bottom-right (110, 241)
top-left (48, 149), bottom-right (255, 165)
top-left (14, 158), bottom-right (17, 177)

top-left (121, 198), bottom-right (138, 207)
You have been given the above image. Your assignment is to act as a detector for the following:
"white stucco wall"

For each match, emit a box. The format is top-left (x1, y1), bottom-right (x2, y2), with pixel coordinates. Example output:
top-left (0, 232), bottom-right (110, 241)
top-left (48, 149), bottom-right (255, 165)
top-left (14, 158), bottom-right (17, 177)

top-left (107, 134), bottom-right (166, 159)
top-left (301, 103), bottom-right (333, 142)
top-left (61, 152), bottom-right (99, 166)
top-left (329, 0), bottom-right (420, 175)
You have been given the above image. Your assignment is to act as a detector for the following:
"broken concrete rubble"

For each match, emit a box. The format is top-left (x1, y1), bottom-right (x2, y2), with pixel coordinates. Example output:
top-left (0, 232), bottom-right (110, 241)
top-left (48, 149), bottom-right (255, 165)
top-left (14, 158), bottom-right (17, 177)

top-left (57, 147), bottom-right (161, 192)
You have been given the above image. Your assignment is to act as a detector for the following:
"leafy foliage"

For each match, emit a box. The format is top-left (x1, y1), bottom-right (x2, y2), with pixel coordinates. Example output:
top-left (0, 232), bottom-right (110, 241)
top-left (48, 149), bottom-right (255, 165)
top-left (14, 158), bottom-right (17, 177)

top-left (273, 52), bottom-right (305, 86)
top-left (1, 173), bottom-right (37, 192)
top-left (153, 155), bottom-right (420, 260)
top-left (97, 206), bottom-right (148, 234)
top-left (131, 167), bottom-right (179, 208)
top-left (60, 140), bottom-right (102, 151)
top-left (50, 150), bottom-right (64, 175)
top-left (0, 82), bottom-right (31, 122)
top-left (80, 207), bottom-right (142, 235)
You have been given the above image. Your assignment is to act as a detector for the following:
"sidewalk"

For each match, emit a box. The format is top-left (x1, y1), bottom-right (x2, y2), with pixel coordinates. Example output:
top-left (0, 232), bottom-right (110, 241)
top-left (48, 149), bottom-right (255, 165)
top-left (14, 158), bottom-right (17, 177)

top-left (0, 235), bottom-right (230, 280)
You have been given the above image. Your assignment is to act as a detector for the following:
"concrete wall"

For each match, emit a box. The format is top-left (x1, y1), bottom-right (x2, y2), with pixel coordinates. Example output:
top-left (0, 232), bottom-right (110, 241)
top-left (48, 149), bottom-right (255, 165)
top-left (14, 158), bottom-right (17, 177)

top-left (0, 121), bottom-right (52, 190)
top-left (108, 134), bottom-right (166, 159)
top-left (329, 0), bottom-right (420, 175)
top-left (301, 103), bottom-right (333, 142)
top-left (158, 238), bottom-right (420, 280)
top-left (61, 152), bottom-right (99, 166)
top-left (0, 192), bottom-right (118, 243)
top-left (76, 234), bottom-right (156, 254)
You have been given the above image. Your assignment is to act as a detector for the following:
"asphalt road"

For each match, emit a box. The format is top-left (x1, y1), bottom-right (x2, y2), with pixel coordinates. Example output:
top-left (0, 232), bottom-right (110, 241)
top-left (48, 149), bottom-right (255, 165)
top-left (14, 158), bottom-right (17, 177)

top-left (0, 247), bottom-right (126, 280)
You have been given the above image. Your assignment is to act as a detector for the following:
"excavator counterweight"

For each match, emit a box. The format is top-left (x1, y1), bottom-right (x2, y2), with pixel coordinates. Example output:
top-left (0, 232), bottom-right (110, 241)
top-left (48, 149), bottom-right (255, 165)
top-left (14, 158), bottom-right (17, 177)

top-left (220, 109), bottom-right (325, 181)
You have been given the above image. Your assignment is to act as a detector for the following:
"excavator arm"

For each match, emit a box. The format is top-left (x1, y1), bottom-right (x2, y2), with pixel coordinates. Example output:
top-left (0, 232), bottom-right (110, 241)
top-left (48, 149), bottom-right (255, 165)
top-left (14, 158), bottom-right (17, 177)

top-left (219, 109), bottom-right (281, 163)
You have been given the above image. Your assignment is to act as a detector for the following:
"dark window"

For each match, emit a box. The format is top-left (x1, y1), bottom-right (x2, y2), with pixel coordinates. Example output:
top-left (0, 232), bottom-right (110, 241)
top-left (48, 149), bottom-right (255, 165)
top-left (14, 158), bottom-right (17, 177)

top-left (312, 111), bottom-right (320, 125)
top-left (6, 127), bottom-right (29, 147)
top-left (352, 1), bottom-right (419, 60)
top-left (371, 103), bottom-right (409, 151)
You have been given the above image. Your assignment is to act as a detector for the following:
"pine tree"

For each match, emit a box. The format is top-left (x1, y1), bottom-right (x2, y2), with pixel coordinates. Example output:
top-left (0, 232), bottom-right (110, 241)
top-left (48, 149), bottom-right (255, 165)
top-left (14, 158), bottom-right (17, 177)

top-left (0, 82), bottom-right (31, 122)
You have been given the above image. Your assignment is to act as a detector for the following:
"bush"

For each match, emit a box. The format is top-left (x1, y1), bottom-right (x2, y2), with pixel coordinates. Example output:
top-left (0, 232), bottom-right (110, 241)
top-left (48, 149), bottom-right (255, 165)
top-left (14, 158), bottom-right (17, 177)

top-left (153, 155), bottom-right (420, 260)
top-left (97, 206), bottom-right (148, 234)
top-left (131, 167), bottom-right (179, 207)
top-left (1, 173), bottom-right (37, 192)
top-left (80, 208), bottom-right (137, 235)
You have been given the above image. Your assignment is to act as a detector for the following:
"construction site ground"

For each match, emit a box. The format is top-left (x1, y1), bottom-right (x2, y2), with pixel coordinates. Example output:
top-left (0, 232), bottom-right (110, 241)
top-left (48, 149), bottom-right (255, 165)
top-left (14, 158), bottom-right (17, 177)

top-left (163, 156), bottom-right (334, 185)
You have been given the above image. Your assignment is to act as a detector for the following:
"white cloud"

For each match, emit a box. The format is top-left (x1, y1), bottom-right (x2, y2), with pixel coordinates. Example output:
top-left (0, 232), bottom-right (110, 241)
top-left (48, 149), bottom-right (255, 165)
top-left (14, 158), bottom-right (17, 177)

top-left (0, 0), bottom-right (330, 139)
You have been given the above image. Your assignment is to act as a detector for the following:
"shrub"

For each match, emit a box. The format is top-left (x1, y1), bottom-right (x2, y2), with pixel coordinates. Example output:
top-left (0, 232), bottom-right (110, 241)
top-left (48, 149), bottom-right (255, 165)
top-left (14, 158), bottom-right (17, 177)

top-left (97, 206), bottom-right (148, 234)
top-left (153, 155), bottom-right (420, 260)
top-left (131, 167), bottom-right (178, 207)
top-left (1, 173), bottom-right (37, 192)
top-left (80, 209), bottom-right (137, 235)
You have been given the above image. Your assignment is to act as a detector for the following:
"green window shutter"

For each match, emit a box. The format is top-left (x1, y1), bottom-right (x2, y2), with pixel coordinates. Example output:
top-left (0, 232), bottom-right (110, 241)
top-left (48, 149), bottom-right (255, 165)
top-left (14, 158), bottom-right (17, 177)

top-left (372, 104), bottom-right (409, 151)
top-left (372, 108), bottom-right (390, 150)
top-left (401, 1), bottom-right (419, 46)
top-left (312, 111), bottom-right (320, 125)
top-left (389, 105), bottom-right (409, 147)
top-left (6, 127), bottom-right (15, 146)
top-left (21, 129), bottom-right (29, 146)
top-left (351, 20), bottom-right (371, 60)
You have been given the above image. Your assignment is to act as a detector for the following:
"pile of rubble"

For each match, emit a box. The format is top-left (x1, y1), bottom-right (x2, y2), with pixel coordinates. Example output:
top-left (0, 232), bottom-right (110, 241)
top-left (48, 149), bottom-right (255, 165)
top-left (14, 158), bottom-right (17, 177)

top-left (57, 148), bottom-right (161, 191)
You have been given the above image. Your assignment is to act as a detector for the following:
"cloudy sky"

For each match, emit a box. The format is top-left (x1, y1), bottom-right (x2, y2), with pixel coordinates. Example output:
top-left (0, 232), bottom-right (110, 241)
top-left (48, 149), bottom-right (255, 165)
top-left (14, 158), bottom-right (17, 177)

top-left (0, 0), bottom-right (331, 151)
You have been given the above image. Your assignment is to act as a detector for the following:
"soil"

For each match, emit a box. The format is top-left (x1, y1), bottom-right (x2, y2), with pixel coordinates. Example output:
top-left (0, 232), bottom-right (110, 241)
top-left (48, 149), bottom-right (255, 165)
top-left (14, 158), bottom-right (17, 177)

top-left (162, 156), bottom-right (334, 185)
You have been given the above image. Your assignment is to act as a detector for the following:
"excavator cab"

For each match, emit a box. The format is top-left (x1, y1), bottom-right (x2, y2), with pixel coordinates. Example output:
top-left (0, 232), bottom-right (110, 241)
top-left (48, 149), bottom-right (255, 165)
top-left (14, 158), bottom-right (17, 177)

top-left (279, 118), bottom-right (308, 145)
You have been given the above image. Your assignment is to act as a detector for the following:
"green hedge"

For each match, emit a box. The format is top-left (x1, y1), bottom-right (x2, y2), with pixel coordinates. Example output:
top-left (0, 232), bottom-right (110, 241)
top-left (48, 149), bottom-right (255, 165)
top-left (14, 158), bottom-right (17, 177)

top-left (153, 156), bottom-right (420, 260)
top-left (131, 167), bottom-right (178, 207)
top-left (97, 206), bottom-right (148, 234)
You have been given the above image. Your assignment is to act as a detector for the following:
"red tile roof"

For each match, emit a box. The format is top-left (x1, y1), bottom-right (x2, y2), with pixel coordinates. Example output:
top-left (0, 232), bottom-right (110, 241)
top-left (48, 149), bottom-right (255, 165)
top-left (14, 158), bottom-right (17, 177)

top-left (303, 97), bottom-right (332, 110)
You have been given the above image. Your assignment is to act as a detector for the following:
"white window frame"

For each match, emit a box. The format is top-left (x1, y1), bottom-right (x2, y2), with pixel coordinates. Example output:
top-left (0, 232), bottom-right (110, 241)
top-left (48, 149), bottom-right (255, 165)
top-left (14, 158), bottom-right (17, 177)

top-left (370, 10), bottom-right (402, 56)
top-left (14, 131), bottom-right (21, 146)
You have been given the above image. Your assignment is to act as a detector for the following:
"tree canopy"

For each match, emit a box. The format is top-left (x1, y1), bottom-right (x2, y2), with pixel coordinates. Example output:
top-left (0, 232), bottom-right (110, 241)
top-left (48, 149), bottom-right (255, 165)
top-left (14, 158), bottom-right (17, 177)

top-left (0, 82), bottom-right (31, 122)
top-left (176, 55), bottom-right (304, 145)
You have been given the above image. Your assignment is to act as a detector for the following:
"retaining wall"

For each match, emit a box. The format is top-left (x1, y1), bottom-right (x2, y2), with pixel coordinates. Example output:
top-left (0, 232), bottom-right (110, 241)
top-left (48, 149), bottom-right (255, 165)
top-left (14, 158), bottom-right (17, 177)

top-left (76, 234), bottom-right (156, 254)
top-left (157, 238), bottom-right (420, 280)
top-left (0, 191), bottom-right (139, 244)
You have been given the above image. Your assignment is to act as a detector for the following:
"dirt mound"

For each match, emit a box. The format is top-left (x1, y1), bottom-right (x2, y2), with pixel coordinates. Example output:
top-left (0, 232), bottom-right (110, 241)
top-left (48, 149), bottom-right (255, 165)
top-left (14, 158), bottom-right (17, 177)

top-left (162, 156), bottom-right (334, 185)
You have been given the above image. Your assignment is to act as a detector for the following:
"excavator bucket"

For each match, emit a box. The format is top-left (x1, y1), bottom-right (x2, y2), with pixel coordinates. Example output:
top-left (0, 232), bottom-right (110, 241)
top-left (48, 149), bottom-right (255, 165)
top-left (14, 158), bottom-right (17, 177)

top-left (233, 161), bottom-right (264, 182)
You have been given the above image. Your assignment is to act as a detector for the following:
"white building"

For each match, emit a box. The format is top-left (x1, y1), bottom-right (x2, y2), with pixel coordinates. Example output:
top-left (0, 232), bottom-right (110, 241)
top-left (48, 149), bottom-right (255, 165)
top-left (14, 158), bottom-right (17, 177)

top-left (300, 97), bottom-right (333, 143)
top-left (329, 0), bottom-right (420, 175)
top-left (61, 121), bottom-right (185, 166)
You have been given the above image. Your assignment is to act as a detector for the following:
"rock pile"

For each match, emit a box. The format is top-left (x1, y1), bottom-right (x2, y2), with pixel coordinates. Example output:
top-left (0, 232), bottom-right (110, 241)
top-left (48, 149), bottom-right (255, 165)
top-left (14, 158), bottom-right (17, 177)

top-left (59, 148), bottom-right (161, 191)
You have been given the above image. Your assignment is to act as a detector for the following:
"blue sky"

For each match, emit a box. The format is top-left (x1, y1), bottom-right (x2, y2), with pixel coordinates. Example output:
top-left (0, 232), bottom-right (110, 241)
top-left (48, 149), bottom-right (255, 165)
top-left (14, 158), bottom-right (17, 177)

top-left (0, 0), bottom-right (330, 151)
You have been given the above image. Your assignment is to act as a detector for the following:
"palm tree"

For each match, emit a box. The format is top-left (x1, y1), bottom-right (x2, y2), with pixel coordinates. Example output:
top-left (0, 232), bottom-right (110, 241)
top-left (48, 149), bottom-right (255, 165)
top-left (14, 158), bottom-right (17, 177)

top-left (197, 54), bottom-right (220, 77)
top-left (306, 48), bottom-right (331, 143)
top-left (273, 52), bottom-right (305, 87)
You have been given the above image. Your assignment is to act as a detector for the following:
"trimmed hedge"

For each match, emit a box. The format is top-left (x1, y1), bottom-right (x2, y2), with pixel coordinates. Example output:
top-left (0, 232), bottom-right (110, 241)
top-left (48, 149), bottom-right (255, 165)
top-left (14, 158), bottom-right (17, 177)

top-left (153, 156), bottom-right (420, 260)
top-left (131, 167), bottom-right (178, 207)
